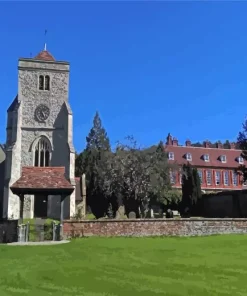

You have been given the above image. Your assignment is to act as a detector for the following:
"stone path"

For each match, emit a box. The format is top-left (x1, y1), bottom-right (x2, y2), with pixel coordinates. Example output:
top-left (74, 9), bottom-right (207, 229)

top-left (7, 240), bottom-right (70, 246)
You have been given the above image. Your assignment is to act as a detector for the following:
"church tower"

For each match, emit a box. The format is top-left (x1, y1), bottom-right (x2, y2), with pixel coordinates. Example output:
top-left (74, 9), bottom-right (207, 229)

top-left (3, 49), bottom-right (76, 219)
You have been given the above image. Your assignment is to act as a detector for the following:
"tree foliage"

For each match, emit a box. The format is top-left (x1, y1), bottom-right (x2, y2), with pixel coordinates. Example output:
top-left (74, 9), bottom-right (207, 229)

top-left (74, 113), bottom-right (184, 219)
top-left (237, 120), bottom-right (247, 182)
top-left (98, 137), bottom-right (172, 217)
top-left (86, 112), bottom-right (111, 152)
top-left (75, 111), bottom-right (111, 218)
top-left (181, 164), bottom-right (201, 214)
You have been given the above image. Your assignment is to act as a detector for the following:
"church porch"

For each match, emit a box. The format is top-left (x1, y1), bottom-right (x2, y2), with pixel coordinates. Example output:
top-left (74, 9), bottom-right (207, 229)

top-left (10, 167), bottom-right (74, 224)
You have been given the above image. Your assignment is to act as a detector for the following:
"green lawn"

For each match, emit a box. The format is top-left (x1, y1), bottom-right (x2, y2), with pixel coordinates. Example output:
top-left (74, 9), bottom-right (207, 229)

top-left (0, 235), bottom-right (247, 295)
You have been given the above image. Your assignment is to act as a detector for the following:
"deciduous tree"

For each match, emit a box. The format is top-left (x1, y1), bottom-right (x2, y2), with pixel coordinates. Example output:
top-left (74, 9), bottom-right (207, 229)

top-left (99, 137), bottom-right (172, 217)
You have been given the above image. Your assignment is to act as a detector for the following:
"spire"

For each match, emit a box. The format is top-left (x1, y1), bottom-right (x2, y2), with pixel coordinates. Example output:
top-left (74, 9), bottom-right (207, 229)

top-left (34, 50), bottom-right (55, 61)
top-left (33, 30), bottom-right (56, 61)
top-left (44, 29), bottom-right (47, 51)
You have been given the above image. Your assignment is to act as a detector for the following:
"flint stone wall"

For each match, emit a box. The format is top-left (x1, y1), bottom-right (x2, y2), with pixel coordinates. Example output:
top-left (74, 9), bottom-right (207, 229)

top-left (63, 218), bottom-right (247, 238)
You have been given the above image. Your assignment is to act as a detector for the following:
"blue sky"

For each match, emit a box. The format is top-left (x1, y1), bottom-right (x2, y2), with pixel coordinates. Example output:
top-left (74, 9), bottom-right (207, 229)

top-left (0, 2), bottom-right (247, 152)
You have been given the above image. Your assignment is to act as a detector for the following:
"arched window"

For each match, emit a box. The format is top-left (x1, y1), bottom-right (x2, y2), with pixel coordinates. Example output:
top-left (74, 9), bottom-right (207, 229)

top-left (34, 137), bottom-right (51, 167)
top-left (39, 75), bottom-right (44, 90)
top-left (45, 75), bottom-right (50, 91)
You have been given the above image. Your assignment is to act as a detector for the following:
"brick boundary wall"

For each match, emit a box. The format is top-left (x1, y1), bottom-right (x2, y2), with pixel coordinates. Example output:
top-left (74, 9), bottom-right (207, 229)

top-left (63, 218), bottom-right (247, 238)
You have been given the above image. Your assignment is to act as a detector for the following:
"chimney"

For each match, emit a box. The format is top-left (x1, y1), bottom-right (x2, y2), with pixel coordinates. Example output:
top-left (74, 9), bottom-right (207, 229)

top-left (166, 133), bottom-right (172, 145)
top-left (216, 141), bottom-right (223, 149)
top-left (185, 139), bottom-right (191, 147)
top-left (204, 140), bottom-right (210, 148)
top-left (230, 142), bottom-right (235, 149)
top-left (172, 137), bottom-right (178, 146)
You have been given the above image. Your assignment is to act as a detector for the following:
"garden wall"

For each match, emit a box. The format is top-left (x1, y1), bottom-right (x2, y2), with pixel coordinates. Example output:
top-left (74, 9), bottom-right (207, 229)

top-left (198, 190), bottom-right (247, 218)
top-left (63, 218), bottom-right (247, 238)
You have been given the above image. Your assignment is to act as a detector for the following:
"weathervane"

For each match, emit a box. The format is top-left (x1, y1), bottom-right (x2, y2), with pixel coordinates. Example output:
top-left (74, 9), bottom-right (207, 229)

top-left (44, 29), bottom-right (47, 51)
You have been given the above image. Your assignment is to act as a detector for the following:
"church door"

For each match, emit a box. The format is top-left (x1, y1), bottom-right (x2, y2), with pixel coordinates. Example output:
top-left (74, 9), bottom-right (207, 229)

top-left (34, 195), bottom-right (48, 218)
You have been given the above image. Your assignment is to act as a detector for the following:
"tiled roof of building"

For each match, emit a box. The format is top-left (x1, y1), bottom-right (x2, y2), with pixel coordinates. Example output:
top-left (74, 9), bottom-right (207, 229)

top-left (11, 167), bottom-right (73, 190)
top-left (34, 50), bottom-right (55, 61)
top-left (165, 134), bottom-right (244, 169)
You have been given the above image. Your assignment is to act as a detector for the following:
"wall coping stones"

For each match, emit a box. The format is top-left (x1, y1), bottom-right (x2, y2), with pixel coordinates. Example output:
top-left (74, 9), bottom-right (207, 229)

top-left (64, 218), bottom-right (247, 224)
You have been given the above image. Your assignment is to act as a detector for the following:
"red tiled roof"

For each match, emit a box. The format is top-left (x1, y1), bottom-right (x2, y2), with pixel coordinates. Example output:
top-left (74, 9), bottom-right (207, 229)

top-left (165, 145), bottom-right (245, 168)
top-left (34, 50), bottom-right (55, 61)
top-left (11, 167), bottom-right (73, 190)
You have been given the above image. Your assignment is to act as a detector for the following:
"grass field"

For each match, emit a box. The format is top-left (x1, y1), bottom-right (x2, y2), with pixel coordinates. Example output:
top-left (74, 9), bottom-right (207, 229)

top-left (0, 235), bottom-right (247, 296)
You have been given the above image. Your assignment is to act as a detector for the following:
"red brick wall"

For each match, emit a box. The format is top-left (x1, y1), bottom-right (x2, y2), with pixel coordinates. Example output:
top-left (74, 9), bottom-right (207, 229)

top-left (63, 218), bottom-right (247, 238)
top-left (172, 168), bottom-right (244, 191)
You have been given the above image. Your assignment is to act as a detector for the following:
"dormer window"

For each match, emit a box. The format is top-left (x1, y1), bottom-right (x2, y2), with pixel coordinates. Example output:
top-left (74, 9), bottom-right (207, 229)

top-left (238, 156), bottom-right (244, 164)
top-left (203, 154), bottom-right (210, 162)
top-left (220, 155), bottom-right (227, 163)
top-left (39, 75), bottom-right (50, 91)
top-left (186, 153), bottom-right (192, 161)
top-left (168, 152), bottom-right (174, 160)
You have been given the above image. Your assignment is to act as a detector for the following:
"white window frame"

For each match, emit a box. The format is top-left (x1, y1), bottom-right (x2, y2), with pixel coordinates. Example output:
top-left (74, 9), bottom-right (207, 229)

top-left (206, 170), bottom-right (212, 185)
top-left (168, 152), bottom-right (174, 160)
top-left (215, 171), bottom-right (221, 186)
top-left (179, 173), bottom-right (182, 184)
top-left (238, 156), bottom-right (244, 164)
top-left (186, 153), bottom-right (192, 161)
top-left (221, 155), bottom-right (227, 163)
top-left (204, 154), bottom-right (210, 162)
top-left (232, 171), bottom-right (238, 186)
top-left (170, 170), bottom-right (176, 184)
top-left (198, 170), bottom-right (203, 184)
top-left (224, 171), bottom-right (229, 186)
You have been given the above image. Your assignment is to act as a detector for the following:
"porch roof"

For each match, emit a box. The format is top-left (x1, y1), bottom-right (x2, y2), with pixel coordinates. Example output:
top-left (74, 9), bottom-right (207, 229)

top-left (10, 167), bottom-right (74, 195)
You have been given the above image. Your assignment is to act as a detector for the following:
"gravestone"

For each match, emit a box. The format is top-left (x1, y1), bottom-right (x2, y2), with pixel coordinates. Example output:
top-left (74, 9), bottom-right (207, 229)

top-left (116, 206), bottom-right (125, 219)
top-left (128, 211), bottom-right (136, 219)
top-left (34, 218), bottom-right (45, 241)
top-left (166, 209), bottom-right (174, 218)
top-left (18, 224), bottom-right (26, 242)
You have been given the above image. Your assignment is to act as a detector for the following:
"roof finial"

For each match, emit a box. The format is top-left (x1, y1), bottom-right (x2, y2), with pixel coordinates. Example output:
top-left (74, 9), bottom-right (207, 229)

top-left (44, 29), bottom-right (47, 51)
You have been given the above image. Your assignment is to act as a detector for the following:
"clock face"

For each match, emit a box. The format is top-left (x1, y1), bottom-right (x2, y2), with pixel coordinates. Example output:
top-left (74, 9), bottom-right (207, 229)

top-left (35, 104), bottom-right (50, 122)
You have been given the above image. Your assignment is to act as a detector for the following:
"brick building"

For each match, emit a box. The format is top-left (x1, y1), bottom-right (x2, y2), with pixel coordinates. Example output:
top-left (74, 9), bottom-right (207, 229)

top-left (165, 134), bottom-right (246, 192)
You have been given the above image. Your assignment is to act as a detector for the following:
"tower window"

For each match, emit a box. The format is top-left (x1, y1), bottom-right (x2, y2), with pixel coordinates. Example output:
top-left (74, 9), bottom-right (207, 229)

top-left (34, 136), bottom-right (51, 167)
top-left (39, 75), bottom-right (50, 91)
top-left (39, 75), bottom-right (44, 90)
top-left (45, 75), bottom-right (50, 90)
